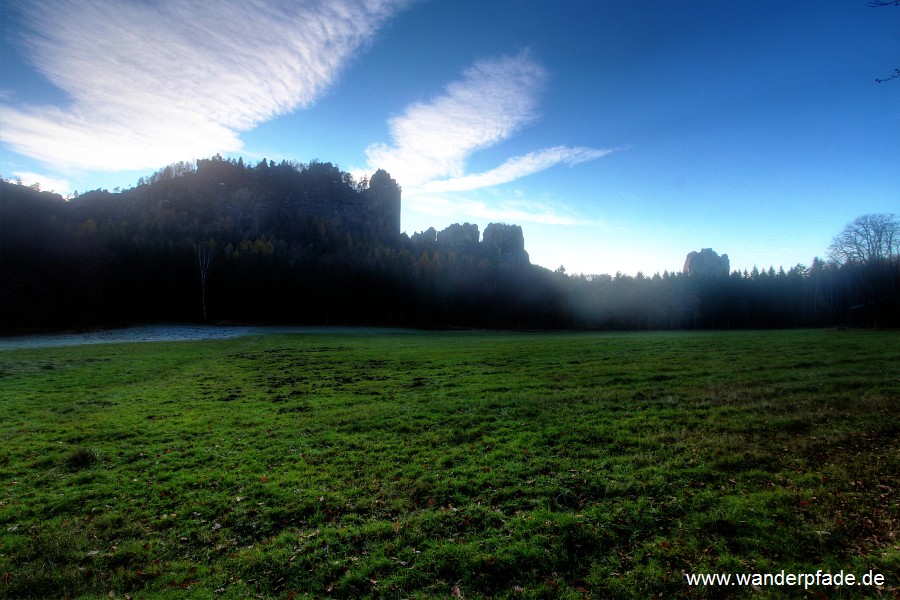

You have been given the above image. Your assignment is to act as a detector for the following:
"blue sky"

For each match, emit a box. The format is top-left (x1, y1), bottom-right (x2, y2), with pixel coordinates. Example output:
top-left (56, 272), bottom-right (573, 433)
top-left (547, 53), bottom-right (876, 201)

top-left (1, 0), bottom-right (898, 276)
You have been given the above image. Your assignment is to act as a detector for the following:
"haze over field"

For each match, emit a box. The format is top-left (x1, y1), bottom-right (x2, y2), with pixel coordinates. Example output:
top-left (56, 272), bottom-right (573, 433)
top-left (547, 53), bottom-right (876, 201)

top-left (1, 1), bottom-right (898, 275)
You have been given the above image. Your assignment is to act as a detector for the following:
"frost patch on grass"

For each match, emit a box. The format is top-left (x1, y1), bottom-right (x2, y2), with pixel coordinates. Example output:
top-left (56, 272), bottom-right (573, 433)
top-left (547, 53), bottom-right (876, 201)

top-left (0, 325), bottom-right (418, 350)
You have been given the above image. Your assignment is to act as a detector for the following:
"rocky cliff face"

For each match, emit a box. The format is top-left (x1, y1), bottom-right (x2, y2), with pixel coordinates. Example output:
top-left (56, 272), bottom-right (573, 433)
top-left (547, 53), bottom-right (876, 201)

top-left (363, 169), bottom-right (402, 241)
top-left (483, 223), bottom-right (529, 267)
top-left (411, 222), bottom-right (530, 267)
top-left (684, 248), bottom-right (730, 277)
top-left (437, 222), bottom-right (480, 249)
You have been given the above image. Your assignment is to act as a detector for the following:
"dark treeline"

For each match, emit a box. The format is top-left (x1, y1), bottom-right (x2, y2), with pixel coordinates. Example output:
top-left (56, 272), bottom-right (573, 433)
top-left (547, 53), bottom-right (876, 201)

top-left (1, 157), bottom-right (898, 333)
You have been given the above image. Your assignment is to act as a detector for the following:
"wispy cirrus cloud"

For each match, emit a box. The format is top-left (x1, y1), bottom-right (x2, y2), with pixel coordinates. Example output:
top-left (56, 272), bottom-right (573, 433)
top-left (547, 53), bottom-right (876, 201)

top-left (1, 0), bottom-right (408, 172)
top-left (422, 146), bottom-right (614, 194)
top-left (364, 52), bottom-right (547, 187)
top-left (362, 52), bottom-right (613, 226)
top-left (406, 192), bottom-right (587, 226)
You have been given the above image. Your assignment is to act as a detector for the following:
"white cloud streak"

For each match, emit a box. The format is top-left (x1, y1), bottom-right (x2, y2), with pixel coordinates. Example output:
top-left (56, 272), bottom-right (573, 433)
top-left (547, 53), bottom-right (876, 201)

top-left (406, 193), bottom-right (586, 226)
top-left (364, 52), bottom-right (547, 187)
top-left (1, 0), bottom-right (408, 171)
top-left (422, 146), bottom-right (614, 193)
top-left (363, 52), bottom-right (613, 227)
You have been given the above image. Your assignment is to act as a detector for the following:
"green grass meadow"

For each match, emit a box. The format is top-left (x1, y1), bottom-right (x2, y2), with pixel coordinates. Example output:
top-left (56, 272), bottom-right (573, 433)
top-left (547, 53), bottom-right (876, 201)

top-left (0, 329), bottom-right (898, 598)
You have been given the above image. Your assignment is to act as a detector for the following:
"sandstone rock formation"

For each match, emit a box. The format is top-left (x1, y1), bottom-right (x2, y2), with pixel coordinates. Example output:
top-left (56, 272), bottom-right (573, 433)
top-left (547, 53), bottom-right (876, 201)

top-left (363, 169), bottom-right (402, 241)
top-left (683, 248), bottom-right (730, 277)
top-left (437, 222), bottom-right (480, 249)
top-left (410, 222), bottom-right (530, 267)
top-left (483, 223), bottom-right (529, 267)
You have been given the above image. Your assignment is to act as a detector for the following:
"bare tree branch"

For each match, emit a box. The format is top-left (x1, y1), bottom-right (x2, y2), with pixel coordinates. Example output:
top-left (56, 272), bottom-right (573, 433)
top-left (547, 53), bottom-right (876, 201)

top-left (870, 0), bottom-right (900, 81)
top-left (875, 68), bottom-right (900, 83)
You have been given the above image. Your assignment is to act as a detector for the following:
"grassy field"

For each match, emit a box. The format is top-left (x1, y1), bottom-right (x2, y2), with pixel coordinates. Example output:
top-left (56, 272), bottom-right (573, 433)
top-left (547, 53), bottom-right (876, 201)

top-left (0, 329), bottom-right (897, 599)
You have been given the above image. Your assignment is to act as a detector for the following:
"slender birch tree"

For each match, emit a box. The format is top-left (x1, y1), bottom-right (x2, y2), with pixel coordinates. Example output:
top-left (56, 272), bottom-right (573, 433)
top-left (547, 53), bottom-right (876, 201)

top-left (196, 240), bottom-right (216, 322)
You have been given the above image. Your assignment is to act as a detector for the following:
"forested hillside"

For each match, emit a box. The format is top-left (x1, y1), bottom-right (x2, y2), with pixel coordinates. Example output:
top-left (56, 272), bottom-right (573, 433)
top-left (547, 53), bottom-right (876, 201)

top-left (1, 157), bottom-right (897, 332)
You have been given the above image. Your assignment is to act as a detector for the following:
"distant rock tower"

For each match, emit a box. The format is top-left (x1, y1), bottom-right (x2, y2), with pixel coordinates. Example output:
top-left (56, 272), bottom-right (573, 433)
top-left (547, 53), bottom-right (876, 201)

top-left (364, 169), bottom-right (401, 239)
top-left (437, 222), bottom-right (480, 249)
top-left (483, 223), bottom-right (530, 266)
top-left (684, 248), bottom-right (729, 277)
